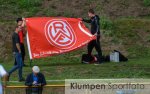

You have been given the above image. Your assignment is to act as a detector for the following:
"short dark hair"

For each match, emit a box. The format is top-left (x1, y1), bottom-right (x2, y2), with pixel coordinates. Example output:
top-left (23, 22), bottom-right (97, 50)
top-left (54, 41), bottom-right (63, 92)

top-left (16, 18), bottom-right (23, 23)
top-left (88, 9), bottom-right (95, 14)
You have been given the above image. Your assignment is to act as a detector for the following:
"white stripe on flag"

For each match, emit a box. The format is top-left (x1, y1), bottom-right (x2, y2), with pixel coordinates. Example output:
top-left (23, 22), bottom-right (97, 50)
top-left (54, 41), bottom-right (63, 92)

top-left (78, 21), bottom-right (93, 37)
top-left (26, 31), bottom-right (32, 59)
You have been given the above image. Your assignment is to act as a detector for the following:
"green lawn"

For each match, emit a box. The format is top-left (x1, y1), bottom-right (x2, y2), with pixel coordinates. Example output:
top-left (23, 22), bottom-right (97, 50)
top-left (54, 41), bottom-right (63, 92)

top-left (1, 50), bottom-right (150, 85)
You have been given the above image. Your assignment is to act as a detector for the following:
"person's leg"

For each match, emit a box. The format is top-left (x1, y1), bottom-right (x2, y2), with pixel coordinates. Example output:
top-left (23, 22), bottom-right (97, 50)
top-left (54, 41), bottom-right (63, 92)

top-left (20, 43), bottom-right (26, 66)
top-left (8, 66), bottom-right (18, 76)
top-left (39, 88), bottom-right (43, 94)
top-left (95, 36), bottom-right (102, 63)
top-left (8, 54), bottom-right (19, 76)
top-left (87, 40), bottom-right (95, 55)
top-left (14, 58), bottom-right (17, 65)
top-left (17, 53), bottom-right (23, 80)
top-left (0, 85), bottom-right (2, 94)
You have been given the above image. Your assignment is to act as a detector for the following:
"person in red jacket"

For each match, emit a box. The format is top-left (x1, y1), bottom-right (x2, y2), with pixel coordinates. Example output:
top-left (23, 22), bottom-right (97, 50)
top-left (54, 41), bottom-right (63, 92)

top-left (15, 18), bottom-right (26, 66)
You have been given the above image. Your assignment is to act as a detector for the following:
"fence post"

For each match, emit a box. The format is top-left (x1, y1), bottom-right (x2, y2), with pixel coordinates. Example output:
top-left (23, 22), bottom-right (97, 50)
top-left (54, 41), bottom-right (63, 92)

top-left (30, 59), bottom-right (32, 67)
top-left (3, 80), bottom-right (7, 94)
top-left (3, 76), bottom-right (7, 94)
top-left (3, 86), bottom-right (6, 94)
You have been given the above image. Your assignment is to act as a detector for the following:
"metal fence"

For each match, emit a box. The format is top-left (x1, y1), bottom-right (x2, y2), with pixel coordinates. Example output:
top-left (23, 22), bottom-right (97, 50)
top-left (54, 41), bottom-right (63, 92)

top-left (4, 85), bottom-right (65, 94)
top-left (3, 82), bottom-right (150, 94)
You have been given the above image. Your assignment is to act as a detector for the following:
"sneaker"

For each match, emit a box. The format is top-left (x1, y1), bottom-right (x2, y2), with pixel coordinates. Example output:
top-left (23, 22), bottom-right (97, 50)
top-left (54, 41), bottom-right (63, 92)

top-left (19, 78), bottom-right (25, 82)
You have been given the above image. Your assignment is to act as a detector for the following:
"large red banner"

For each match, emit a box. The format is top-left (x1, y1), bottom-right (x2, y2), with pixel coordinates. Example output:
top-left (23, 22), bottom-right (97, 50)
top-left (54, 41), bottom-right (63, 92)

top-left (26, 17), bottom-right (95, 59)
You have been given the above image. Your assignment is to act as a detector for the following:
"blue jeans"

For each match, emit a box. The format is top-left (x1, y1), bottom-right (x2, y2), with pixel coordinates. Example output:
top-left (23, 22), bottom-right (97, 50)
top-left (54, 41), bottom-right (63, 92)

top-left (9, 52), bottom-right (23, 80)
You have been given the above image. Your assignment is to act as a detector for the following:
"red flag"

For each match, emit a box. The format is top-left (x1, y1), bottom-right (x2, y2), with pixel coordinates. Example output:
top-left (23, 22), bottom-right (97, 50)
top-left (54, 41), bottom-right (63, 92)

top-left (26, 17), bottom-right (95, 59)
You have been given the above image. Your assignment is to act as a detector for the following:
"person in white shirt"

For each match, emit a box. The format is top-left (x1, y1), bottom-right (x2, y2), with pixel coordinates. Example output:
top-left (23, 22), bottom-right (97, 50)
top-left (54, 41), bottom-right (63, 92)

top-left (0, 65), bottom-right (7, 94)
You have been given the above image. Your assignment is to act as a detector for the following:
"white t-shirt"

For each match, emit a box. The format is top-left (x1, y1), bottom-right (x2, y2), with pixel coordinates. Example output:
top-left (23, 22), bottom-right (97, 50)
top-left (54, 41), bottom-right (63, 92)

top-left (0, 65), bottom-right (7, 94)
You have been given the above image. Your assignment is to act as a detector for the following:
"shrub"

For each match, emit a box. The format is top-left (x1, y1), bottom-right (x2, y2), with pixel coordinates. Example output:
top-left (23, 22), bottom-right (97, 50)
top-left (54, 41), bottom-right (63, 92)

top-left (17, 0), bottom-right (42, 10)
top-left (143, 0), bottom-right (150, 7)
top-left (127, 45), bottom-right (150, 58)
top-left (100, 16), bottom-right (114, 30)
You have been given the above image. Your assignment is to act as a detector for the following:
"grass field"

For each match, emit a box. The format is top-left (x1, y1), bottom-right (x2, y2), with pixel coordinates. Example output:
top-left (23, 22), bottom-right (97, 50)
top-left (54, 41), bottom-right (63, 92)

top-left (1, 49), bottom-right (150, 86)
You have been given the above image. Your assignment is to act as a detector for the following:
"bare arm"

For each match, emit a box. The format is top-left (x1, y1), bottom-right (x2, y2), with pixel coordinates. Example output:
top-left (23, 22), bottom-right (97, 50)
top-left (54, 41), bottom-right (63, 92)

top-left (22, 18), bottom-right (27, 35)
top-left (21, 18), bottom-right (26, 28)
top-left (16, 43), bottom-right (21, 53)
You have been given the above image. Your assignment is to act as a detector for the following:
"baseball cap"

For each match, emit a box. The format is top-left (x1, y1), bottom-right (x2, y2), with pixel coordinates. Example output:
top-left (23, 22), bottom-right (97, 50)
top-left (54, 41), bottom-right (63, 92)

top-left (32, 66), bottom-right (40, 73)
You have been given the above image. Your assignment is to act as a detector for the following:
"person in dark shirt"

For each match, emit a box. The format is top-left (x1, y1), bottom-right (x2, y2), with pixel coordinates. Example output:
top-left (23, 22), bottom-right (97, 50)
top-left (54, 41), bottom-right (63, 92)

top-left (82, 9), bottom-right (103, 64)
top-left (8, 26), bottom-right (24, 81)
top-left (15, 18), bottom-right (26, 66)
top-left (25, 66), bottom-right (46, 94)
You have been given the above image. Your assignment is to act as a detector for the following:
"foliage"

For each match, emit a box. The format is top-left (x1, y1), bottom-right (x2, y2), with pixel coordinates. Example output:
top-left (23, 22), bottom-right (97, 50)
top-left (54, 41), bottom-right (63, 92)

top-left (143, 0), bottom-right (150, 7)
top-left (100, 16), bottom-right (114, 30)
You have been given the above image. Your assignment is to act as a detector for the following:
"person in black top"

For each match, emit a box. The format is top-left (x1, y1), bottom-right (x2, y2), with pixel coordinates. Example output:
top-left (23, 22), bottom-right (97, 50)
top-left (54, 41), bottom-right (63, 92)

top-left (15, 18), bottom-right (26, 66)
top-left (8, 26), bottom-right (24, 81)
top-left (25, 66), bottom-right (46, 94)
top-left (82, 9), bottom-right (102, 63)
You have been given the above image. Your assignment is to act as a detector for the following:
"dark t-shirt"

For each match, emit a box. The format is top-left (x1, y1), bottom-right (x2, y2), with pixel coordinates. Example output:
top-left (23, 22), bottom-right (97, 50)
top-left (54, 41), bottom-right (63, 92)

top-left (83, 15), bottom-right (100, 35)
top-left (90, 15), bottom-right (100, 35)
top-left (12, 32), bottom-right (20, 52)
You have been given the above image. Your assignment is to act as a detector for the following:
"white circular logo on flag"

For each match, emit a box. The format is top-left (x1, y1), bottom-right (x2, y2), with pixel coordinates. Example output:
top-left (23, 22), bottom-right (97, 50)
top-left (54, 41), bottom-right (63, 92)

top-left (45, 19), bottom-right (76, 49)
